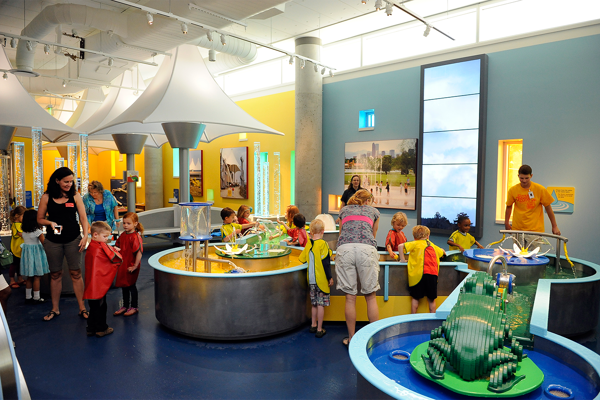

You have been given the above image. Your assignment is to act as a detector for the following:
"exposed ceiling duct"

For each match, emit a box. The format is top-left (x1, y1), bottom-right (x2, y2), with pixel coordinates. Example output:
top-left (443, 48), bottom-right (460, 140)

top-left (14, 2), bottom-right (274, 94)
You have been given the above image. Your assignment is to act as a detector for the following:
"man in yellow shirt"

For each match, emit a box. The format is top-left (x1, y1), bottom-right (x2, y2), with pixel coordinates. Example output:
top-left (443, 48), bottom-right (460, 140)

top-left (504, 165), bottom-right (561, 235)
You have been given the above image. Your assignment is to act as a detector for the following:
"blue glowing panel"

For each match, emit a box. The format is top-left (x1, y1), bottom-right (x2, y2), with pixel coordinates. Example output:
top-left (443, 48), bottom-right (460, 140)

top-left (423, 59), bottom-right (481, 100)
top-left (421, 197), bottom-right (477, 228)
top-left (422, 130), bottom-right (479, 164)
top-left (421, 165), bottom-right (477, 198)
top-left (423, 95), bottom-right (480, 132)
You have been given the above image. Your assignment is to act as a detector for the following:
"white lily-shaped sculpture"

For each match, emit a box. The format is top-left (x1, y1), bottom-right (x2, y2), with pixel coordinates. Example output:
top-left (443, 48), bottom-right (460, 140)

top-left (216, 243), bottom-right (249, 256)
top-left (499, 241), bottom-right (550, 259)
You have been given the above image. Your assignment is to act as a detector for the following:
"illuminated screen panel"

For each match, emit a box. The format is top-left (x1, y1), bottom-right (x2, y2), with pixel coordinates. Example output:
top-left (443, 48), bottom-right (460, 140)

top-left (418, 55), bottom-right (488, 238)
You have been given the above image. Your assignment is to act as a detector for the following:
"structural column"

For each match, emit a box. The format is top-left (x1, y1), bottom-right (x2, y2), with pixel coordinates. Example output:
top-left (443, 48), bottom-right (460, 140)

top-left (294, 37), bottom-right (322, 220)
top-left (0, 126), bottom-right (15, 235)
top-left (162, 122), bottom-right (205, 204)
top-left (112, 134), bottom-right (147, 213)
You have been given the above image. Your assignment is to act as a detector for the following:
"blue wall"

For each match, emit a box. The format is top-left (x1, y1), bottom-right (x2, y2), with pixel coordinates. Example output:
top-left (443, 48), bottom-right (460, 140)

top-left (323, 34), bottom-right (600, 262)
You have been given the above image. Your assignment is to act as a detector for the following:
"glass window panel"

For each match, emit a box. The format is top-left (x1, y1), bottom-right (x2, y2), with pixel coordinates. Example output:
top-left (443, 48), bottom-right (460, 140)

top-left (423, 94), bottom-right (480, 132)
top-left (424, 59), bottom-right (480, 100)
top-left (223, 60), bottom-right (282, 95)
top-left (480, 0), bottom-right (600, 42)
top-left (422, 130), bottom-right (479, 164)
top-left (421, 197), bottom-right (478, 226)
top-left (363, 11), bottom-right (476, 66)
top-left (322, 39), bottom-right (361, 72)
top-left (422, 164), bottom-right (478, 198)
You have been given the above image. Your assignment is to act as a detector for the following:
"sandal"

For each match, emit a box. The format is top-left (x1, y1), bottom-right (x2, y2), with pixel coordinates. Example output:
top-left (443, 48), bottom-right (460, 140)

top-left (9, 283), bottom-right (19, 289)
top-left (96, 327), bottom-right (114, 337)
top-left (342, 337), bottom-right (350, 347)
top-left (78, 310), bottom-right (89, 319)
top-left (43, 310), bottom-right (60, 321)
top-left (316, 329), bottom-right (327, 338)
top-left (309, 325), bottom-right (318, 333)
top-left (113, 307), bottom-right (127, 316)
top-left (124, 307), bottom-right (138, 316)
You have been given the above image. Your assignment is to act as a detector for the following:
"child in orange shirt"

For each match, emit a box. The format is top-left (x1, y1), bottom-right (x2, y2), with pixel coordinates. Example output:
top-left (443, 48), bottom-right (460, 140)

top-left (386, 212), bottom-right (407, 260)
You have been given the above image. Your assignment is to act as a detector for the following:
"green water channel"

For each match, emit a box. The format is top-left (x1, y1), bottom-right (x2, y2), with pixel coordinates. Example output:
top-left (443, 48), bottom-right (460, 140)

top-left (505, 266), bottom-right (584, 340)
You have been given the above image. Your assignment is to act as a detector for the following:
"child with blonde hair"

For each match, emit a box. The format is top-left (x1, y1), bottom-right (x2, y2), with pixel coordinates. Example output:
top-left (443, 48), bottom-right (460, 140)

top-left (114, 212), bottom-right (144, 316)
top-left (299, 219), bottom-right (333, 338)
top-left (398, 226), bottom-right (445, 314)
top-left (386, 212), bottom-right (407, 260)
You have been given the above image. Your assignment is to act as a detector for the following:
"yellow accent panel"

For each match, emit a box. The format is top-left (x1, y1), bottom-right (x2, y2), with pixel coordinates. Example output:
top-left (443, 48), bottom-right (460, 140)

top-left (162, 90), bottom-right (295, 211)
top-left (324, 296), bottom-right (449, 321)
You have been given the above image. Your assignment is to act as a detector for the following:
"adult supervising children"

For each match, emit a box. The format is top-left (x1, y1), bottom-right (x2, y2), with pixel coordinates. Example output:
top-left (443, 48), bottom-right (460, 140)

top-left (37, 167), bottom-right (89, 321)
top-left (504, 165), bottom-right (561, 236)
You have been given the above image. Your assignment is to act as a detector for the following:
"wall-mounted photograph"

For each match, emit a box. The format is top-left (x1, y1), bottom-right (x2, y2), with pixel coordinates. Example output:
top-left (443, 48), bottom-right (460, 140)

top-left (220, 147), bottom-right (248, 199)
top-left (344, 139), bottom-right (417, 210)
top-left (189, 150), bottom-right (203, 198)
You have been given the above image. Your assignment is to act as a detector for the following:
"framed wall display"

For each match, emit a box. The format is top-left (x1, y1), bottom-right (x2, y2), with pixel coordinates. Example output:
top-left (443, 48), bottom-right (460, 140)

top-left (189, 150), bottom-right (203, 198)
top-left (110, 178), bottom-right (127, 206)
top-left (344, 139), bottom-right (417, 210)
top-left (418, 55), bottom-right (488, 238)
top-left (220, 147), bottom-right (249, 199)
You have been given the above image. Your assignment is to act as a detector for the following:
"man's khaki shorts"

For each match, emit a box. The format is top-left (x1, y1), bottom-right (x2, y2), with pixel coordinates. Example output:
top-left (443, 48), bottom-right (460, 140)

top-left (335, 243), bottom-right (380, 295)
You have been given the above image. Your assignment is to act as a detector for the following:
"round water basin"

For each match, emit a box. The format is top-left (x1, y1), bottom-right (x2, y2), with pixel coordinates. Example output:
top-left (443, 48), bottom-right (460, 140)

top-left (149, 245), bottom-right (308, 340)
top-left (465, 248), bottom-right (549, 286)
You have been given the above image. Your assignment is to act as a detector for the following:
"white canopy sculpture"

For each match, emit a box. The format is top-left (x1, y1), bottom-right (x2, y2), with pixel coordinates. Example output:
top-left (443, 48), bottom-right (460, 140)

top-left (0, 47), bottom-right (79, 141)
top-left (90, 44), bottom-right (284, 142)
top-left (43, 140), bottom-right (118, 155)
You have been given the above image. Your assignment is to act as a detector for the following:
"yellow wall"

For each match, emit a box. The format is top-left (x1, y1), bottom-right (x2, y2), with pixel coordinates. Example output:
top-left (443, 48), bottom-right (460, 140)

top-left (162, 90), bottom-right (295, 213)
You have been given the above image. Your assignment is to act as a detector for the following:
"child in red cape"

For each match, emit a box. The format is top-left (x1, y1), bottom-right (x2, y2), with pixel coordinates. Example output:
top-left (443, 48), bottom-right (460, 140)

top-left (113, 212), bottom-right (144, 317)
top-left (84, 221), bottom-right (122, 337)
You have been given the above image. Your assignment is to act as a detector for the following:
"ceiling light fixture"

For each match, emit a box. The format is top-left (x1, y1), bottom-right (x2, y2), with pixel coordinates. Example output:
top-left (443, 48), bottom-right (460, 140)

top-left (181, 22), bottom-right (188, 34)
top-left (300, 59), bottom-right (305, 69)
top-left (220, 34), bottom-right (227, 46)
top-left (289, 55), bottom-right (294, 65)
top-left (108, 57), bottom-right (114, 67)
top-left (208, 49), bottom-right (216, 62)
top-left (206, 30), bottom-right (213, 42)
top-left (2, 72), bottom-right (7, 80)
top-left (314, 63), bottom-right (318, 72)
top-left (62, 80), bottom-right (67, 87)
top-left (321, 67), bottom-right (326, 75)
top-left (146, 12), bottom-right (153, 25)
top-left (385, 2), bottom-right (393, 16)
top-left (375, 0), bottom-right (383, 10)
top-left (362, 0), bottom-right (367, 3)
top-left (329, 69), bottom-right (334, 77)
top-left (10, 38), bottom-right (16, 48)
top-left (26, 40), bottom-right (33, 51)
top-left (423, 24), bottom-right (431, 37)
top-left (44, 44), bottom-right (50, 54)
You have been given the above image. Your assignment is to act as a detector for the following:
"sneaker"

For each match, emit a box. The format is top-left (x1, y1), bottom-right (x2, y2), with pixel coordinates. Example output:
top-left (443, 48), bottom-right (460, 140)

top-left (316, 329), bottom-right (327, 338)
top-left (309, 325), bottom-right (318, 333)
top-left (26, 297), bottom-right (45, 304)
top-left (96, 327), bottom-right (114, 337)
top-left (113, 307), bottom-right (127, 316)
top-left (124, 307), bottom-right (138, 316)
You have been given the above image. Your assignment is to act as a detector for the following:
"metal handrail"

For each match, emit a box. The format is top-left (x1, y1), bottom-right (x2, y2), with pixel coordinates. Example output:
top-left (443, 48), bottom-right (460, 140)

top-left (0, 304), bottom-right (30, 399)
top-left (499, 230), bottom-right (568, 273)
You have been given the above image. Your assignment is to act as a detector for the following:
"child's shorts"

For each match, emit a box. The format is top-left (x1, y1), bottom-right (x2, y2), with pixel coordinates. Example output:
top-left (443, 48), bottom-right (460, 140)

top-left (408, 274), bottom-right (437, 301)
top-left (309, 284), bottom-right (330, 307)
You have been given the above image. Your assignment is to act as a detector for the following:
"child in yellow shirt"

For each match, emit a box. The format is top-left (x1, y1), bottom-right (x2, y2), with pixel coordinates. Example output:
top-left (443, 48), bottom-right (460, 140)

top-left (447, 214), bottom-right (484, 252)
top-left (220, 207), bottom-right (257, 242)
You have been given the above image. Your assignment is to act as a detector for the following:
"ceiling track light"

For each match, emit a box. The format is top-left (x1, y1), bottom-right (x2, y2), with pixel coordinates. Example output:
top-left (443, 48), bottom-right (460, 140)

top-left (362, 0), bottom-right (367, 3)
top-left (108, 57), bottom-right (114, 67)
top-left (423, 24), bottom-right (431, 37)
top-left (321, 67), bottom-right (326, 75)
top-left (62, 80), bottom-right (67, 87)
top-left (10, 38), bottom-right (16, 48)
top-left (314, 63), bottom-right (318, 73)
top-left (329, 69), bottom-right (334, 77)
top-left (220, 34), bottom-right (227, 46)
top-left (2, 72), bottom-right (7, 80)
top-left (146, 12), bottom-right (153, 25)
top-left (289, 55), bottom-right (294, 65)
top-left (206, 30), bottom-right (213, 42)
top-left (208, 49), bottom-right (216, 62)
top-left (375, 0), bottom-right (383, 11)
top-left (181, 21), bottom-right (188, 34)
top-left (300, 59), bottom-right (305, 69)
top-left (44, 44), bottom-right (50, 54)
top-left (26, 40), bottom-right (33, 51)
top-left (385, 2), bottom-right (393, 16)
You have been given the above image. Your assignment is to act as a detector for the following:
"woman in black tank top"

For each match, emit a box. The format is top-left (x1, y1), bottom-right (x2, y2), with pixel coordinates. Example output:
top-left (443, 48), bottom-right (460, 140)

top-left (37, 167), bottom-right (89, 321)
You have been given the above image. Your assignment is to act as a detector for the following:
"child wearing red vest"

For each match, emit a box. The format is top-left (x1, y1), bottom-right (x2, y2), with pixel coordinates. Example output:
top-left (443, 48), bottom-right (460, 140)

top-left (398, 226), bottom-right (445, 314)
top-left (84, 221), bottom-right (122, 338)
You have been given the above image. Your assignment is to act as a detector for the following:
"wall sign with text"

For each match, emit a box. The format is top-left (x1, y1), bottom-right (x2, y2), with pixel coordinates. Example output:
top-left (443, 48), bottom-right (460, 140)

top-left (547, 187), bottom-right (574, 213)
